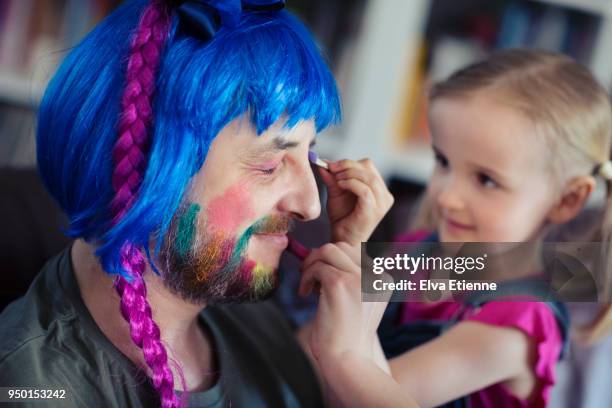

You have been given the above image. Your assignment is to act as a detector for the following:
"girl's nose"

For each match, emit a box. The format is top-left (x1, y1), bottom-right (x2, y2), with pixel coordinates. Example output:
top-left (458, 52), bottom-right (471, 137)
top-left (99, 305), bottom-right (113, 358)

top-left (436, 178), bottom-right (465, 212)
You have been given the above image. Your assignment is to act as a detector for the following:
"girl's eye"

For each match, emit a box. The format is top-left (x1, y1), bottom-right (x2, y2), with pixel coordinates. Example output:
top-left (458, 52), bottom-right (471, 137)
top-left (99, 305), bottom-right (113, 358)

top-left (434, 152), bottom-right (449, 169)
top-left (477, 172), bottom-right (498, 189)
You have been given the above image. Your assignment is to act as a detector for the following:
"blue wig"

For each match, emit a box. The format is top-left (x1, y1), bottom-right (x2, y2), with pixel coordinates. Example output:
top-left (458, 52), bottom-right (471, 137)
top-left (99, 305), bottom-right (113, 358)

top-left (36, 0), bottom-right (341, 278)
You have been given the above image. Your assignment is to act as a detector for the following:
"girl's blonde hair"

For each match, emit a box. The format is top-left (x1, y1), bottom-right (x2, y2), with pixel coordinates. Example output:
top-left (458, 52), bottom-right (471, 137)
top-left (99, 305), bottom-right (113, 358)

top-left (414, 48), bottom-right (612, 342)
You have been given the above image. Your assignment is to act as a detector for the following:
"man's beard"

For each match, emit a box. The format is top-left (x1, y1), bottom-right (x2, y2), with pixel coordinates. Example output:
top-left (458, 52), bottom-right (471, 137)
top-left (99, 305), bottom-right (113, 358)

top-left (157, 203), bottom-right (292, 304)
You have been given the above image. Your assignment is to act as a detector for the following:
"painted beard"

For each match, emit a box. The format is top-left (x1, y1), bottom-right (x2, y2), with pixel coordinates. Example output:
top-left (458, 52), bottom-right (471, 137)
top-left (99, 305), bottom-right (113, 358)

top-left (158, 203), bottom-right (293, 304)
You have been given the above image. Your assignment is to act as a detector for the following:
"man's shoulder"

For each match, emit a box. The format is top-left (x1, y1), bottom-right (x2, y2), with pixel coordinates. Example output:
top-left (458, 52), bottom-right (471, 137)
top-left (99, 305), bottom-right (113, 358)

top-left (1, 333), bottom-right (69, 379)
top-left (0, 279), bottom-right (134, 407)
top-left (0, 248), bottom-right (104, 389)
top-left (0, 290), bottom-right (90, 381)
top-left (0, 334), bottom-right (112, 407)
top-left (0, 320), bottom-right (101, 401)
top-left (0, 250), bottom-right (74, 363)
top-left (0, 298), bottom-right (47, 362)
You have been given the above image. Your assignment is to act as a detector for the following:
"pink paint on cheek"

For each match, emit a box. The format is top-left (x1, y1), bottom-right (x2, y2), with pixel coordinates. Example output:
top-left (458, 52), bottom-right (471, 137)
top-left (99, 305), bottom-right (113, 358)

top-left (206, 182), bottom-right (255, 233)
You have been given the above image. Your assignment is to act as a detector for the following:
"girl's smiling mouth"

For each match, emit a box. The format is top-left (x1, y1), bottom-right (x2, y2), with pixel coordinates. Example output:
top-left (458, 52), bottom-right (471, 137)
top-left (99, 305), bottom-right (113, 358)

top-left (443, 217), bottom-right (476, 233)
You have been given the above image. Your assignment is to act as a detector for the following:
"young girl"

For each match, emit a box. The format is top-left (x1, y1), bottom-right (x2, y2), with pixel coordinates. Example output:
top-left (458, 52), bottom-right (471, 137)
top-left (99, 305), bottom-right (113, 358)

top-left (301, 49), bottom-right (612, 407)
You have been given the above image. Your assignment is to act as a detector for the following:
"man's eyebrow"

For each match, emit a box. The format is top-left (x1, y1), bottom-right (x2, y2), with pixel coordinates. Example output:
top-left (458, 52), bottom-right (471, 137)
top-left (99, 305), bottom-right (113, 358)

top-left (273, 135), bottom-right (316, 149)
top-left (273, 137), bottom-right (299, 150)
top-left (244, 135), bottom-right (316, 158)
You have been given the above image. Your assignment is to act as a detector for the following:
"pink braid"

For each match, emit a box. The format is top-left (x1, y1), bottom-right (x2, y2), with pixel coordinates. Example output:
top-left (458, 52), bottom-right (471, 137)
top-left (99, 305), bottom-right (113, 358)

top-left (109, 2), bottom-right (181, 407)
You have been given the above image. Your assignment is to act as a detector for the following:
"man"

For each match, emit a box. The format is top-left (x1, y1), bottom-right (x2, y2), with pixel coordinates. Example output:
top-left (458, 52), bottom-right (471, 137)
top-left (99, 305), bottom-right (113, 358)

top-left (0, 1), bottom-right (392, 406)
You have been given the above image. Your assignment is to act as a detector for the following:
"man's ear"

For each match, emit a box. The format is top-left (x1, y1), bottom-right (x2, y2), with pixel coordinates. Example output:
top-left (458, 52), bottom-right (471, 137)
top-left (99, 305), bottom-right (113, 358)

top-left (547, 175), bottom-right (596, 224)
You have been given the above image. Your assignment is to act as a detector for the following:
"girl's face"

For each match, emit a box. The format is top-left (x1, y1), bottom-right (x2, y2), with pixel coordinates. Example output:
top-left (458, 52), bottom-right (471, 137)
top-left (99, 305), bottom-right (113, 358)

top-left (428, 93), bottom-right (559, 243)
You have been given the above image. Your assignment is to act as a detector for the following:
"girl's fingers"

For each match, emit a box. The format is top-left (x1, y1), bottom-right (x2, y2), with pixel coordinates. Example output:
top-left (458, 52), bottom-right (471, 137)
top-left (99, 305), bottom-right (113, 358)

top-left (331, 159), bottom-right (391, 208)
top-left (354, 159), bottom-right (393, 207)
top-left (299, 260), bottom-right (358, 298)
top-left (298, 274), bottom-right (315, 297)
top-left (334, 168), bottom-right (374, 184)
top-left (327, 159), bottom-right (353, 173)
top-left (299, 243), bottom-right (362, 297)
top-left (329, 158), bottom-right (382, 182)
top-left (358, 158), bottom-right (386, 184)
top-left (318, 165), bottom-right (339, 189)
top-left (299, 260), bottom-right (332, 297)
top-left (301, 243), bottom-right (358, 275)
top-left (336, 178), bottom-right (375, 208)
top-left (336, 170), bottom-right (389, 209)
top-left (335, 241), bottom-right (361, 266)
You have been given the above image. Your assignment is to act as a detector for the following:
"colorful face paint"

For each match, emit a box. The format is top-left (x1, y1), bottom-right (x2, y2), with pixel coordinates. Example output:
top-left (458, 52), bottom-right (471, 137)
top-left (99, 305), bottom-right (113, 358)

top-left (250, 263), bottom-right (277, 299)
top-left (159, 201), bottom-right (292, 304)
top-left (175, 203), bottom-right (201, 259)
top-left (206, 182), bottom-right (255, 233)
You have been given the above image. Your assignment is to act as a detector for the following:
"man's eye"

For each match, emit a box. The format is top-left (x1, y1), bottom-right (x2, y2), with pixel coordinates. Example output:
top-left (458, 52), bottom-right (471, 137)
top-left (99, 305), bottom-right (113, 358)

top-left (477, 172), bottom-right (498, 189)
top-left (260, 167), bottom-right (277, 175)
top-left (258, 161), bottom-right (283, 176)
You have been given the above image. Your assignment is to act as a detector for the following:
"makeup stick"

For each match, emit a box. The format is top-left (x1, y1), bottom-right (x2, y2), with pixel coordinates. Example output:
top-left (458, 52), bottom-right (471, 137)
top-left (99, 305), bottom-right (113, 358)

top-left (308, 151), bottom-right (329, 170)
top-left (287, 236), bottom-right (311, 261)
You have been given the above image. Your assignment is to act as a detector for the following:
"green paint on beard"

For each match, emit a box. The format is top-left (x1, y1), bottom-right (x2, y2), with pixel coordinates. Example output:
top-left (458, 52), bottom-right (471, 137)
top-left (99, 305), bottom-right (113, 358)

top-left (175, 203), bottom-right (201, 259)
top-left (225, 216), bottom-right (273, 273)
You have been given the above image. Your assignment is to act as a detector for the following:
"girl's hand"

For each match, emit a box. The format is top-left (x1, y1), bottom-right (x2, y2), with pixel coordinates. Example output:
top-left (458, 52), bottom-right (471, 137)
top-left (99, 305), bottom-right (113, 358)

top-left (298, 243), bottom-right (415, 408)
top-left (299, 242), bottom-right (391, 360)
top-left (319, 159), bottom-right (394, 245)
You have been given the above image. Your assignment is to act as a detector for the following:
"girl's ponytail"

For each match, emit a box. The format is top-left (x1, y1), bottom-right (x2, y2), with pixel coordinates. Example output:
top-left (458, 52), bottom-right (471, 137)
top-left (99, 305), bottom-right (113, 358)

top-left (581, 164), bottom-right (612, 343)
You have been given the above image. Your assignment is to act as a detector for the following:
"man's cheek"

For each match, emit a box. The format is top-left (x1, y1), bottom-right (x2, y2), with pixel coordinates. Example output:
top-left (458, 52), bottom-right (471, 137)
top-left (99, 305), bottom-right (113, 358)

top-left (206, 182), bottom-right (255, 233)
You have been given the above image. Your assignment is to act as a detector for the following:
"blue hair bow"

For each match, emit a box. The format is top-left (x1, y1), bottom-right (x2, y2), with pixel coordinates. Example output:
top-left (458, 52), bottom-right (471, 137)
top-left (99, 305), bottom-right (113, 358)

top-left (174, 0), bottom-right (286, 40)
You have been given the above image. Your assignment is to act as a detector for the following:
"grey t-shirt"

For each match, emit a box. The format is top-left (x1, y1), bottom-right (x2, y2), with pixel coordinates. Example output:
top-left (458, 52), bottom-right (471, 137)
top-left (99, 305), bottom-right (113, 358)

top-left (0, 247), bottom-right (323, 407)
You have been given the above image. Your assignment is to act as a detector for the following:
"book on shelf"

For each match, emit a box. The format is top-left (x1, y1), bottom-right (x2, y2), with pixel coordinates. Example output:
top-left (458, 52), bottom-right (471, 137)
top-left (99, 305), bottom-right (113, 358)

top-left (496, 2), bottom-right (532, 49)
top-left (0, 0), bottom-right (34, 71)
top-left (496, 1), bottom-right (600, 63)
top-left (392, 39), bottom-right (430, 148)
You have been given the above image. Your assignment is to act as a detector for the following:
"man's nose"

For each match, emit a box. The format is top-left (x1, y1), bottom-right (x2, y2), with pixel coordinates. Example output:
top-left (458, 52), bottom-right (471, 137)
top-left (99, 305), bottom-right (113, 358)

top-left (278, 161), bottom-right (321, 221)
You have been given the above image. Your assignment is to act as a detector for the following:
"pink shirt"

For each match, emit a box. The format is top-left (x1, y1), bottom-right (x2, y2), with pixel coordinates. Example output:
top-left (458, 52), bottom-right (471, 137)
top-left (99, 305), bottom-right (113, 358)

top-left (396, 231), bottom-right (563, 408)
